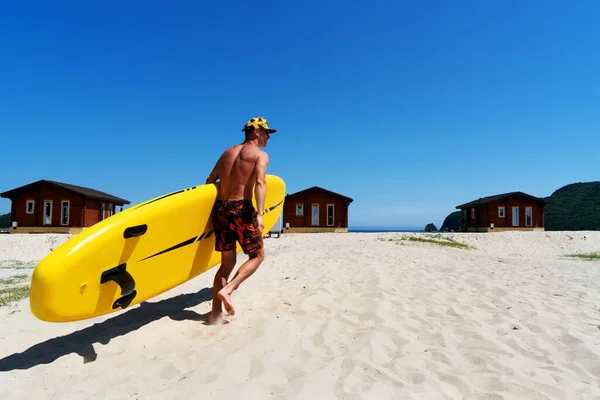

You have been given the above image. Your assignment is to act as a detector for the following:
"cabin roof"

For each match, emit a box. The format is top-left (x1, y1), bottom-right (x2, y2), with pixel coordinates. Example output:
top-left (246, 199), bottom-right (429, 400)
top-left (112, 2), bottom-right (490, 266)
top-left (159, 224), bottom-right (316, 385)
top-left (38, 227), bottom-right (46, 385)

top-left (1, 179), bottom-right (130, 205)
top-left (286, 186), bottom-right (354, 204)
top-left (456, 191), bottom-right (548, 209)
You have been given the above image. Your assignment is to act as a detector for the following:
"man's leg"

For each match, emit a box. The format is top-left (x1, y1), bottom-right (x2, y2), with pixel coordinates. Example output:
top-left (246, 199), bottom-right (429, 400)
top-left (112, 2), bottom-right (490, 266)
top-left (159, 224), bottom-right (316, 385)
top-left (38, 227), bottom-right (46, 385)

top-left (207, 249), bottom-right (236, 324)
top-left (217, 247), bottom-right (264, 316)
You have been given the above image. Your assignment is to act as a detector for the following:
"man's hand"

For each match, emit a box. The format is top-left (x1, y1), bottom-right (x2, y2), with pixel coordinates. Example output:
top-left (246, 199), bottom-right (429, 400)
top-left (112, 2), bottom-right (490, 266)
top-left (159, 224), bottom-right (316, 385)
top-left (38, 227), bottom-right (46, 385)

top-left (257, 215), bottom-right (264, 233)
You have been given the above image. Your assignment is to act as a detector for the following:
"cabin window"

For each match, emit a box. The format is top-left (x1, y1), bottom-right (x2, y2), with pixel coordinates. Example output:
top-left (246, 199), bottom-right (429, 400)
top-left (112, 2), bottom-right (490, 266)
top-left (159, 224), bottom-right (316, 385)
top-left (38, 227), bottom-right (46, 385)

top-left (44, 200), bottom-right (52, 225)
top-left (61, 201), bottom-right (70, 225)
top-left (471, 208), bottom-right (475, 219)
top-left (312, 204), bottom-right (319, 226)
top-left (109, 203), bottom-right (114, 217)
top-left (512, 207), bottom-right (519, 226)
top-left (26, 200), bottom-right (35, 214)
top-left (327, 204), bottom-right (334, 226)
top-left (526, 207), bottom-right (532, 226)
top-left (100, 203), bottom-right (105, 221)
top-left (296, 204), bottom-right (303, 216)
top-left (498, 206), bottom-right (505, 218)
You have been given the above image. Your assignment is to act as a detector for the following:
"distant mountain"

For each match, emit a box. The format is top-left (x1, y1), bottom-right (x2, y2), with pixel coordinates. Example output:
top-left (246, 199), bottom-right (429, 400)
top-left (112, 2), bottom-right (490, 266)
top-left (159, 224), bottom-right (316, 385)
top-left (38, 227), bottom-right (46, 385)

top-left (0, 213), bottom-right (10, 228)
top-left (422, 223), bottom-right (438, 232)
top-left (544, 182), bottom-right (600, 231)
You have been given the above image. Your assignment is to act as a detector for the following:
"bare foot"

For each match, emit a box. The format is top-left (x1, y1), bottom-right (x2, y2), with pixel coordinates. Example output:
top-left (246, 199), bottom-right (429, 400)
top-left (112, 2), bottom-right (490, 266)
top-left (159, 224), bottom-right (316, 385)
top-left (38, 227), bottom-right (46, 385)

top-left (207, 312), bottom-right (230, 325)
top-left (217, 288), bottom-right (235, 316)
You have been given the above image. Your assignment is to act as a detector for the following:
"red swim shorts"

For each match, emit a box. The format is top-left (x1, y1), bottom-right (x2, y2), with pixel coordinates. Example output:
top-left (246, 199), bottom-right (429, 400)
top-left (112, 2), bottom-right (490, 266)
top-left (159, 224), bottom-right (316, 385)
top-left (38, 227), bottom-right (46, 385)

top-left (211, 199), bottom-right (263, 254)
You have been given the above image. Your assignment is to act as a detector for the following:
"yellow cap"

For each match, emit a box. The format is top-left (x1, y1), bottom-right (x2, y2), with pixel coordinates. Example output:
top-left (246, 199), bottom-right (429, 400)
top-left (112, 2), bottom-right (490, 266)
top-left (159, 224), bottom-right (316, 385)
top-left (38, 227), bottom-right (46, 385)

top-left (242, 116), bottom-right (277, 133)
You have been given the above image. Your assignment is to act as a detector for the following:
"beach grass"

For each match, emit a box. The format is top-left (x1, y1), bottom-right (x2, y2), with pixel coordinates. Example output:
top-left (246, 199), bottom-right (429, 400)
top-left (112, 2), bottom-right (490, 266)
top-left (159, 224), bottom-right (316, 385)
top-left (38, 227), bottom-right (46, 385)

top-left (565, 252), bottom-right (600, 261)
top-left (381, 234), bottom-right (475, 250)
top-left (0, 274), bottom-right (29, 285)
top-left (0, 260), bottom-right (37, 269)
top-left (0, 285), bottom-right (30, 306)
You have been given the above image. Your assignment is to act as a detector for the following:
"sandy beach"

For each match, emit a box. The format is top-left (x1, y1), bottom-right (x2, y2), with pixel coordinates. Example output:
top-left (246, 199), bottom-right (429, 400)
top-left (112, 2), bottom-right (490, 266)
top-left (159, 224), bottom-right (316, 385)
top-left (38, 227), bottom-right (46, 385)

top-left (1, 231), bottom-right (600, 399)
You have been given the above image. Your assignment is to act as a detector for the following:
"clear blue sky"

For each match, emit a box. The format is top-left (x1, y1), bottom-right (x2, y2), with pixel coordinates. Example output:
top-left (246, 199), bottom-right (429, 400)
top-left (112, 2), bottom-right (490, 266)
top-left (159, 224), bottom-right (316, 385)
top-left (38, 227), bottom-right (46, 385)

top-left (1, 1), bottom-right (599, 229)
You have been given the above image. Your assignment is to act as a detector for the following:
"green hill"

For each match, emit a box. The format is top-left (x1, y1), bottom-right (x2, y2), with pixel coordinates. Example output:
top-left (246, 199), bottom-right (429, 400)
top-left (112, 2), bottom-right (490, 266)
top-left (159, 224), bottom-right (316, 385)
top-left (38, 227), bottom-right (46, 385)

top-left (0, 213), bottom-right (10, 228)
top-left (544, 182), bottom-right (600, 231)
top-left (440, 211), bottom-right (462, 232)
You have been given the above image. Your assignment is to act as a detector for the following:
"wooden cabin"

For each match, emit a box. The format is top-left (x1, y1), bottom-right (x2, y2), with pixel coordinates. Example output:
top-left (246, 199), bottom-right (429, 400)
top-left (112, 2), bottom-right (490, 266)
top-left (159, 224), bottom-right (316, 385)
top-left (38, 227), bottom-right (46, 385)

top-left (283, 186), bottom-right (353, 233)
top-left (456, 191), bottom-right (548, 232)
top-left (0, 180), bottom-right (130, 234)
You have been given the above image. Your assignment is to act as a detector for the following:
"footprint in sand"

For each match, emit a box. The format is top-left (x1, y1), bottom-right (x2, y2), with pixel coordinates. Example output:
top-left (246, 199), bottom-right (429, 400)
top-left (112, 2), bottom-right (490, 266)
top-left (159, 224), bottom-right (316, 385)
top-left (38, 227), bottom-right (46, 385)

top-left (430, 351), bottom-right (453, 367)
top-left (406, 370), bottom-right (425, 385)
top-left (435, 371), bottom-right (472, 398)
top-left (339, 360), bottom-right (394, 394)
top-left (159, 362), bottom-right (182, 380)
top-left (248, 355), bottom-right (265, 380)
top-left (446, 307), bottom-right (459, 317)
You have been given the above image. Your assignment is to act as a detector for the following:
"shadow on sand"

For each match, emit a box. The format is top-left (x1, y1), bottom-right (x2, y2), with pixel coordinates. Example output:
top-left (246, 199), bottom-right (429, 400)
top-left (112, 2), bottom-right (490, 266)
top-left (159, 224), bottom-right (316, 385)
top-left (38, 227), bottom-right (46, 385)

top-left (0, 287), bottom-right (214, 372)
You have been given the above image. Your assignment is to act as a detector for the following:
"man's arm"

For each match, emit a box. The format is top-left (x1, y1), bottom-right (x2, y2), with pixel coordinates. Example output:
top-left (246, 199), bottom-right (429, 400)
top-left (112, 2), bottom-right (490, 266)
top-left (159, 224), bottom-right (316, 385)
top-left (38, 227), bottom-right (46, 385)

top-left (206, 156), bottom-right (221, 184)
top-left (254, 152), bottom-right (269, 220)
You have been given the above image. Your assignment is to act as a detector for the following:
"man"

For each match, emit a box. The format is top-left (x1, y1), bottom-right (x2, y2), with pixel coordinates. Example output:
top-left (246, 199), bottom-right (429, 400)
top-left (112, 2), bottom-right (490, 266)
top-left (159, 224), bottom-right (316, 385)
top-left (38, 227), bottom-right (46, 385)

top-left (205, 116), bottom-right (275, 324)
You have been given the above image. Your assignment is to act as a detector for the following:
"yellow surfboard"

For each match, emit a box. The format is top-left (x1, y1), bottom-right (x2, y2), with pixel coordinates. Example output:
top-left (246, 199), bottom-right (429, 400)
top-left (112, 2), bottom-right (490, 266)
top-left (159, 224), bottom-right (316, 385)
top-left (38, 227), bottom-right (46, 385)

top-left (30, 175), bottom-right (286, 322)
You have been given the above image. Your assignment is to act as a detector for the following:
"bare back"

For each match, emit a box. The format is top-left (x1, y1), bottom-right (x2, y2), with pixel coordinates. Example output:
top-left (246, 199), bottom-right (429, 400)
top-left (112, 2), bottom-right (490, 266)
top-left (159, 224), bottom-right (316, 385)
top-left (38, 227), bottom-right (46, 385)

top-left (215, 143), bottom-right (265, 200)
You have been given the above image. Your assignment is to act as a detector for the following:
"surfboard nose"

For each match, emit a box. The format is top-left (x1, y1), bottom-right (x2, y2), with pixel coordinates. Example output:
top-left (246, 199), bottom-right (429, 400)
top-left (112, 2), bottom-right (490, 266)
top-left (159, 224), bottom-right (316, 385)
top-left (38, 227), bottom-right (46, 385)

top-left (30, 259), bottom-right (59, 322)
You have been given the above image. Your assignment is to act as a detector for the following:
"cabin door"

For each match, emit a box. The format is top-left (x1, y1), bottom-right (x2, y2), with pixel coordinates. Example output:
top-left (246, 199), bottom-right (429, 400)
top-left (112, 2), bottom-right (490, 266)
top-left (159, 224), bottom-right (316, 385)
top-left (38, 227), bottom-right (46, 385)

top-left (312, 204), bottom-right (319, 226)
top-left (44, 201), bottom-right (52, 225)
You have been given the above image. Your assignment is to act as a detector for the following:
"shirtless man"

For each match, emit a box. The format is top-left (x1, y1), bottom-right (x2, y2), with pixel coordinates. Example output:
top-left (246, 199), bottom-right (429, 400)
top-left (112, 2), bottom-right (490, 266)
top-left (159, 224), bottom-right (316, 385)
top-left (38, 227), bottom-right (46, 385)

top-left (205, 116), bottom-right (275, 324)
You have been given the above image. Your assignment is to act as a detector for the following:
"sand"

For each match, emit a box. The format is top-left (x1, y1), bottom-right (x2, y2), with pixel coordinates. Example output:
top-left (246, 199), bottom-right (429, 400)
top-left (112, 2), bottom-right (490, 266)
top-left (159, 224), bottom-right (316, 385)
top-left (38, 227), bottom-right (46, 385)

top-left (1, 231), bottom-right (600, 399)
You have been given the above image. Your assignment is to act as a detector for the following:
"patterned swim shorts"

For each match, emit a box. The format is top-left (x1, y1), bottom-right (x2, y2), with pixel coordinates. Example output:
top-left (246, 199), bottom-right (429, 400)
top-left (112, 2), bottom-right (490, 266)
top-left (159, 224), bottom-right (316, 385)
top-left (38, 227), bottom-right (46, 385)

top-left (212, 199), bottom-right (263, 254)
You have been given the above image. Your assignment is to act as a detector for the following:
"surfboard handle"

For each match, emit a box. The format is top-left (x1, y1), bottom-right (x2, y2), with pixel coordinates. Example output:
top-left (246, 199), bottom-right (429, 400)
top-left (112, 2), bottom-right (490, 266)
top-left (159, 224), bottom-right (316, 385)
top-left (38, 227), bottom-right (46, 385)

top-left (123, 224), bottom-right (147, 239)
top-left (113, 290), bottom-right (137, 310)
top-left (100, 263), bottom-right (137, 309)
